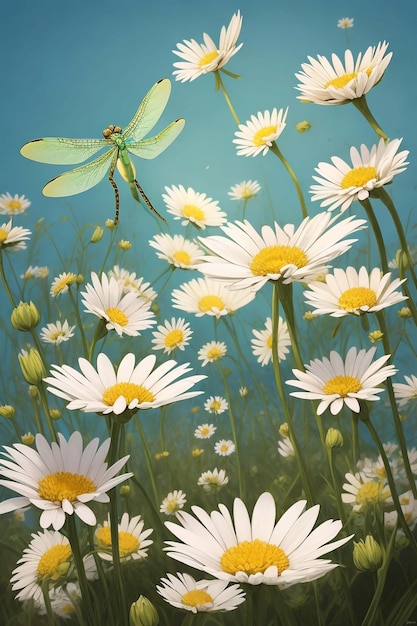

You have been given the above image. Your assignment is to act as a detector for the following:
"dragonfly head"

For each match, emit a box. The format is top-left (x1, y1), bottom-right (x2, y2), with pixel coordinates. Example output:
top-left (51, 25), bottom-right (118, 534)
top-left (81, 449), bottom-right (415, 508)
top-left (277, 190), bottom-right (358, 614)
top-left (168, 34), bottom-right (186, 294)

top-left (102, 125), bottom-right (123, 138)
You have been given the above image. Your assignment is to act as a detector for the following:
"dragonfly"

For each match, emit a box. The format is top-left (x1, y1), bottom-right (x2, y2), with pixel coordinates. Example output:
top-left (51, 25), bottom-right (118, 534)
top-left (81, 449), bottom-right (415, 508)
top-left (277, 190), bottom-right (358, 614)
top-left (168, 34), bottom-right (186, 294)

top-left (20, 78), bottom-right (185, 224)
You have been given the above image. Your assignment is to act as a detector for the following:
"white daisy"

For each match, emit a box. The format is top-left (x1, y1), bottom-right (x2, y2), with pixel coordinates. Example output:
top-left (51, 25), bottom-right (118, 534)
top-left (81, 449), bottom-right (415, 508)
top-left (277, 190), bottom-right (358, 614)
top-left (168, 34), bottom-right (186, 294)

top-left (149, 233), bottom-right (205, 269)
top-left (163, 184), bottom-right (227, 229)
top-left (251, 316), bottom-right (291, 366)
top-left (160, 490), bottom-right (187, 516)
top-left (45, 353), bottom-right (206, 416)
top-left (278, 437), bottom-right (295, 458)
top-left (165, 492), bottom-right (352, 588)
top-left (296, 41), bottom-right (392, 105)
top-left (172, 11), bottom-right (243, 82)
top-left (393, 375), bottom-right (417, 407)
top-left (286, 346), bottom-right (397, 416)
top-left (194, 424), bottom-right (217, 439)
top-left (42, 582), bottom-right (81, 620)
top-left (341, 472), bottom-right (390, 512)
top-left (310, 138), bottom-right (409, 212)
top-left (198, 341), bottom-right (227, 366)
top-left (304, 267), bottom-right (407, 317)
top-left (21, 265), bottom-right (49, 280)
top-left (40, 320), bottom-right (76, 344)
top-left (157, 572), bottom-right (245, 613)
top-left (384, 491), bottom-right (417, 531)
top-left (197, 468), bottom-right (229, 493)
top-left (0, 219), bottom-right (31, 251)
top-left (151, 317), bottom-right (193, 354)
top-left (50, 272), bottom-right (77, 297)
top-left (94, 512), bottom-right (153, 562)
top-left (337, 17), bottom-right (354, 29)
top-left (197, 214), bottom-right (366, 292)
top-left (107, 265), bottom-right (157, 301)
top-left (0, 192), bottom-right (31, 215)
top-left (172, 276), bottom-right (255, 318)
top-left (204, 396), bottom-right (228, 415)
top-left (214, 440), bottom-right (235, 456)
top-left (0, 432), bottom-right (132, 530)
top-left (233, 108), bottom-right (288, 157)
top-left (229, 180), bottom-right (261, 201)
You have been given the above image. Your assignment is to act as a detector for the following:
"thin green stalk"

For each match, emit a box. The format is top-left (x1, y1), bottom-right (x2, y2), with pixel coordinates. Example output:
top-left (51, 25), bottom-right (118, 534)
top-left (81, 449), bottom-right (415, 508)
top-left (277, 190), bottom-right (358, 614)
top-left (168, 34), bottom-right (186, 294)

top-left (359, 198), bottom-right (389, 274)
top-left (135, 416), bottom-right (160, 508)
top-left (0, 249), bottom-right (17, 307)
top-left (278, 282), bottom-right (304, 371)
top-left (68, 287), bottom-right (89, 358)
top-left (41, 579), bottom-right (57, 626)
top-left (352, 95), bottom-right (388, 142)
top-left (65, 514), bottom-right (96, 626)
top-left (270, 142), bottom-right (308, 219)
top-left (37, 385), bottom-right (57, 442)
top-left (214, 71), bottom-right (240, 125)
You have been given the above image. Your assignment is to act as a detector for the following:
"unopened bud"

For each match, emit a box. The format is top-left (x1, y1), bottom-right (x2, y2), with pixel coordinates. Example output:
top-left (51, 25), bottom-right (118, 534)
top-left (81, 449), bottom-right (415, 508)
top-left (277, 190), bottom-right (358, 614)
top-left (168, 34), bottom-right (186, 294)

top-left (129, 595), bottom-right (159, 626)
top-left (325, 427), bottom-right (344, 449)
top-left (90, 225), bottom-right (104, 243)
top-left (18, 348), bottom-right (47, 385)
top-left (279, 423), bottom-right (289, 438)
top-left (11, 301), bottom-right (40, 331)
top-left (118, 240), bottom-right (132, 251)
top-left (0, 404), bottom-right (15, 419)
top-left (105, 218), bottom-right (115, 230)
top-left (21, 432), bottom-right (35, 445)
top-left (49, 409), bottom-right (62, 420)
top-left (295, 120), bottom-right (312, 133)
top-left (353, 535), bottom-right (383, 571)
top-left (398, 307), bottom-right (411, 319)
top-left (369, 330), bottom-right (383, 344)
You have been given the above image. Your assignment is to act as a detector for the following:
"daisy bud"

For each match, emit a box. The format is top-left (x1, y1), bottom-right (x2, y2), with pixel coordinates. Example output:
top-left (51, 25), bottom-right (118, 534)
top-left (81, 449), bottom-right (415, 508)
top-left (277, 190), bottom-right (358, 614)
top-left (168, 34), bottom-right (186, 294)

top-left (118, 239), bottom-right (132, 250)
top-left (18, 348), bottom-right (47, 385)
top-left (398, 307), bottom-right (411, 319)
top-left (0, 404), bottom-right (15, 419)
top-left (90, 225), bottom-right (104, 243)
top-left (325, 427), bottom-right (344, 449)
top-left (28, 385), bottom-right (39, 398)
top-left (21, 432), bottom-right (35, 445)
top-left (120, 485), bottom-right (131, 497)
top-left (369, 330), bottom-right (384, 343)
top-left (295, 120), bottom-right (312, 133)
top-left (76, 274), bottom-right (84, 285)
top-left (129, 595), bottom-right (159, 626)
top-left (279, 423), bottom-right (289, 437)
top-left (192, 448), bottom-right (204, 457)
top-left (49, 409), bottom-right (61, 420)
top-left (105, 218), bottom-right (115, 230)
top-left (353, 535), bottom-right (383, 571)
top-left (11, 301), bottom-right (40, 331)
top-left (303, 311), bottom-right (316, 321)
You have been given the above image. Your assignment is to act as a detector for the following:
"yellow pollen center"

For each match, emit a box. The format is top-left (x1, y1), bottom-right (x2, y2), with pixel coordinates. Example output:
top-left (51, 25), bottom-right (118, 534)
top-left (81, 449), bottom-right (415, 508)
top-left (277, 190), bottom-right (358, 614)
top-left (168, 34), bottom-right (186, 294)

top-left (323, 375), bottom-right (362, 396)
top-left (38, 471), bottom-right (96, 502)
top-left (102, 382), bottom-right (155, 406)
top-left (37, 544), bottom-right (72, 581)
top-left (266, 334), bottom-right (273, 349)
top-left (206, 347), bottom-right (223, 361)
top-left (356, 481), bottom-right (381, 506)
top-left (210, 400), bottom-right (221, 412)
top-left (7, 200), bottom-right (23, 211)
top-left (220, 444), bottom-right (229, 453)
top-left (340, 166), bottom-right (377, 189)
top-left (52, 274), bottom-right (76, 295)
top-left (182, 204), bottom-right (205, 222)
top-left (173, 250), bottom-right (192, 265)
top-left (198, 294), bottom-right (225, 313)
top-left (182, 589), bottom-right (213, 607)
top-left (325, 67), bottom-right (372, 90)
top-left (50, 330), bottom-right (66, 341)
top-left (105, 307), bottom-right (128, 326)
top-left (165, 500), bottom-right (179, 512)
top-left (253, 125), bottom-right (278, 146)
top-left (96, 527), bottom-right (140, 558)
top-left (198, 50), bottom-right (219, 67)
top-left (241, 187), bottom-right (254, 199)
top-left (338, 287), bottom-right (377, 311)
top-left (250, 245), bottom-right (308, 276)
top-left (164, 329), bottom-right (184, 348)
top-left (221, 539), bottom-right (289, 576)
top-left (0, 228), bottom-right (8, 243)
top-left (200, 426), bottom-right (211, 436)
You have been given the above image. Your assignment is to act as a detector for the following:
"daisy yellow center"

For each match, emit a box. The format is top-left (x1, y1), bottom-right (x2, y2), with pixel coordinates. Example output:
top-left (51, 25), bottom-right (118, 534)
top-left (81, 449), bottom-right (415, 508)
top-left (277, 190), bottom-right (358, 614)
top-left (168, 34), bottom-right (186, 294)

top-left (37, 544), bottom-right (72, 581)
top-left (206, 347), bottom-right (223, 361)
top-left (173, 250), bottom-right (192, 265)
top-left (7, 200), bottom-right (23, 211)
top-left (164, 329), bottom-right (184, 348)
top-left (323, 375), bottom-right (362, 396)
top-left (52, 274), bottom-right (76, 295)
top-left (250, 245), bottom-right (308, 276)
top-left (96, 527), bottom-right (140, 557)
top-left (253, 125), bottom-right (278, 146)
top-left (376, 466), bottom-right (387, 479)
top-left (199, 294), bottom-right (225, 312)
top-left (340, 166), bottom-right (377, 189)
top-left (200, 426), bottom-right (211, 436)
top-left (220, 539), bottom-right (289, 576)
top-left (356, 481), bottom-right (381, 506)
top-left (198, 50), bottom-right (219, 67)
top-left (266, 334), bottom-right (273, 349)
top-left (165, 500), bottom-right (180, 512)
top-left (241, 187), bottom-right (255, 199)
top-left (325, 68), bottom-right (371, 89)
top-left (220, 443), bottom-right (229, 453)
top-left (210, 400), bottom-right (222, 412)
top-left (182, 204), bottom-right (205, 222)
top-left (338, 287), bottom-right (377, 311)
top-left (0, 228), bottom-right (8, 243)
top-left (105, 307), bottom-right (128, 326)
top-left (50, 330), bottom-right (66, 341)
top-left (182, 589), bottom-right (213, 607)
top-left (38, 471), bottom-right (96, 502)
top-left (102, 382), bottom-right (155, 406)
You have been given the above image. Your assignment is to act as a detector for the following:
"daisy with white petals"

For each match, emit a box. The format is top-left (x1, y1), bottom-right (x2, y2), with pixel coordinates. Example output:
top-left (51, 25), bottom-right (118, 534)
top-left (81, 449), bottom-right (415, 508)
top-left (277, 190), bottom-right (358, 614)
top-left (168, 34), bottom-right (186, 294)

top-left (198, 341), bottom-right (227, 366)
top-left (304, 267), bottom-right (407, 317)
top-left (310, 138), bottom-right (409, 212)
top-left (172, 11), bottom-right (243, 83)
top-left (286, 346), bottom-right (397, 416)
top-left (0, 193), bottom-right (31, 215)
top-left (165, 492), bottom-right (352, 588)
top-left (94, 512), bottom-right (153, 562)
top-left (194, 424), bottom-right (217, 439)
top-left (0, 432), bottom-right (132, 530)
top-left (0, 219), bottom-right (31, 251)
top-left (107, 266), bottom-right (157, 301)
top-left (40, 320), bottom-right (76, 344)
top-left (393, 375), bottom-right (417, 407)
top-left (157, 572), bottom-right (245, 613)
top-left (160, 490), bottom-right (187, 516)
top-left (229, 180), bottom-right (261, 201)
top-left (197, 213), bottom-right (366, 292)
top-left (342, 472), bottom-right (390, 512)
top-left (45, 353), bottom-right (206, 416)
top-left (214, 440), bottom-right (235, 456)
top-left (337, 17), bottom-right (354, 29)
top-left (50, 272), bottom-right (77, 297)
top-left (204, 396), bottom-right (228, 415)
top-left (197, 468), bottom-right (229, 493)
top-left (234, 108), bottom-right (288, 157)
top-left (152, 317), bottom-right (193, 354)
top-left (251, 316), bottom-right (291, 366)
top-left (172, 276), bottom-right (255, 318)
top-left (163, 185), bottom-right (227, 229)
top-left (149, 233), bottom-right (205, 269)
top-left (296, 41), bottom-right (392, 105)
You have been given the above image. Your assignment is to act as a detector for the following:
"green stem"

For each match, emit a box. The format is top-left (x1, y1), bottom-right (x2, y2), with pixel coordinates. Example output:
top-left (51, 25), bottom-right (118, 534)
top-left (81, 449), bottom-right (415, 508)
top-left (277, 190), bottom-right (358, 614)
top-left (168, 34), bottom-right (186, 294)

top-left (278, 282), bottom-right (304, 371)
top-left (214, 71), bottom-right (240, 125)
top-left (68, 287), bottom-right (89, 358)
top-left (37, 385), bottom-right (57, 442)
top-left (65, 514), bottom-right (96, 626)
top-left (0, 249), bottom-right (17, 307)
top-left (359, 198), bottom-right (389, 274)
top-left (352, 95), bottom-right (388, 142)
top-left (270, 142), bottom-right (308, 219)
top-left (135, 416), bottom-right (160, 508)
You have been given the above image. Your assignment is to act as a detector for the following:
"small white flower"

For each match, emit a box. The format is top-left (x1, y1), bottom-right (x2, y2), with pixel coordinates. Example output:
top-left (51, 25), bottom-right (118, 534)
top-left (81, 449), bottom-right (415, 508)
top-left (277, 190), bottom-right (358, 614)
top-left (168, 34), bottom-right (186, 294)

top-left (21, 265), bottom-right (49, 280)
top-left (152, 317), bottom-right (193, 354)
top-left (337, 17), bottom-right (354, 29)
top-left (157, 572), bottom-right (245, 613)
top-left (228, 180), bottom-right (261, 201)
top-left (107, 265), bottom-right (157, 301)
top-left (40, 320), bottom-right (76, 344)
top-left (50, 272), bottom-right (77, 297)
top-left (172, 276), bottom-right (255, 318)
top-left (214, 439), bottom-right (235, 456)
top-left (0, 193), bottom-right (31, 215)
top-left (204, 396), bottom-right (228, 415)
top-left (233, 108), bottom-right (288, 157)
top-left (197, 468), bottom-right (229, 493)
top-left (163, 184), bottom-right (227, 229)
top-left (194, 423), bottom-right (217, 439)
top-left (0, 219), bottom-right (31, 251)
top-left (341, 472), bottom-right (390, 512)
top-left (251, 316), bottom-right (291, 366)
top-left (393, 375), bottom-right (417, 407)
top-left (384, 491), bottom-right (417, 531)
top-left (149, 233), bottom-right (205, 269)
top-left (198, 341), bottom-right (227, 367)
top-left (160, 490), bottom-right (187, 516)
top-left (94, 512), bottom-right (153, 562)
top-left (278, 437), bottom-right (295, 458)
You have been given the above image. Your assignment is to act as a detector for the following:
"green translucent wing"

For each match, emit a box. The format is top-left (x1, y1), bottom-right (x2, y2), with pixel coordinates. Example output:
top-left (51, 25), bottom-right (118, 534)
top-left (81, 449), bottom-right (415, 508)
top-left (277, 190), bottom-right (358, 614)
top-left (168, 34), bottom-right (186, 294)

top-left (122, 78), bottom-right (172, 142)
top-left (126, 118), bottom-right (185, 160)
top-left (43, 148), bottom-right (117, 197)
top-left (20, 137), bottom-right (112, 165)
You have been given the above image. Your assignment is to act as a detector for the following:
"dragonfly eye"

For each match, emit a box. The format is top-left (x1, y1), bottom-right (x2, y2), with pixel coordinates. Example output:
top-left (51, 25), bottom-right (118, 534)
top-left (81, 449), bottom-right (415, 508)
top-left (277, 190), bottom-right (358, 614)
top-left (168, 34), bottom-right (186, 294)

top-left (114, 126), bottom-right (122, 134)
top-left (102, 128), bottom-right (112, 138)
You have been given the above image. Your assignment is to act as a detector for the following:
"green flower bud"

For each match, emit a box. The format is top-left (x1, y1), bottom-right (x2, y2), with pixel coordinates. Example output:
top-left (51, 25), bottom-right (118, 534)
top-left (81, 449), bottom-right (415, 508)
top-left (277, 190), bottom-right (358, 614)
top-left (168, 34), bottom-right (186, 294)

top-left (369, 330), bottom-right (383, 344)
top-left (90, 225), bottom-right (104, 243)
top-left (325, 427), bottom-right (344, 449)
top-left (353, 535), bottom-right (383, 571)
top-left (49, 409), bottom-right (62, 420)
top-left (279, 423), bottom-right (289, 438)
top-left (11, 301), bottom-right (40, 331)
top-left (129, 596), bottom-right (159, 626)
top-left (21, 432), bottom-right (35, 445)
top-left (0, 404), bottom-right (15, 419)
top-left (398, 307), bottom-right (411, 319)
top-left (105, 218), bottom-right (116, 230)
top-left (18, 348), bottom-right (47, 385)
top-left (295, 120), bottom-right (312, 133)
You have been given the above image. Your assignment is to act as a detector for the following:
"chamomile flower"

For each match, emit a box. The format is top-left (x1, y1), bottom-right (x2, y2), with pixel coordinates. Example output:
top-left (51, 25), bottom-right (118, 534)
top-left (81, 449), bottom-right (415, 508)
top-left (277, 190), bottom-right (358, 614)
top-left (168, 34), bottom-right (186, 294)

top-left (296, 41), bottom-right (392, 105)
top-left (214, 440), bottom-right (235, 456)
top-left (304, 267), bottom-right (407, 317)
top-left (0, 432), bottom-right (132, 530)
top-left (107, 266), bottom-right (157, 301)
top-left (50, 272), bottom-right (77, 297)
top-left (0, 219), bottom-right (31, 251)
top-left (160, 491), bottom-right (187, 516)
top-left (195, 424), bottom-right (217, 439)
top-left (165, 492), bottom-right (352, 588)
top-left (197, 468), bottom-right (229, 493)
top-left (286, 346), bottom-right (397, 415)
top-left (0, 192), bottom-right (31, 215)
top-left (40, 320), bottom-right (76, 344)
top-left (233, 108), bottom-right (288, 157)
top-left (251, 316), bottom-right (291, 366)
top-left (384, 491), bottom-right (417, 531)
top-left (94, 512), bottom-right (153, 562)
top-left (44, 353), bottom-right (206, 416)
top-left (278, 437), bottom-right (295, 458)
top-left (228, 180), bottom-right (261, 201)
top-left (152, 317), bottom-right (193, 354)
top-left (310, 138), bottom-right (409, 212)
top-left (172, 277), bottom-right (255, 318)
top-left (172, 10), bottom-right (243, 82)
top-left (197, 214), bottom-right (366, 292)
top-left (198, 341), bottom-right (227, 366)
top-left (337, 17), bottom-right (354, 29)
top-left (157, 572), bottom-right (245, 613)
top-left (81, 272), bottom-right (155, 337)
top-left (341, 472), bottom-right (390, 512)
top-left (149, 233), bottom-right (205, 269)
top-left (393, 375), bottom-right (417, 407)
top-left (163, 185), bottom-right (227, 229)
top-left (21, 265), bottom-right (49, 280)
top-left (204, 396), bottom-right (228, 414)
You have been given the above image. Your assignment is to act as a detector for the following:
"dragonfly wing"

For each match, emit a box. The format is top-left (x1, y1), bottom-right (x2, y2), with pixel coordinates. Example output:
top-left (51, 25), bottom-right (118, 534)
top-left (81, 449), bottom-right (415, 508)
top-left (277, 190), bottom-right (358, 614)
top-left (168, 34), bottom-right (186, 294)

top-left (123, 78), bottom-right (172, 142)
top-left (126, 118), bottom-right (185, 160)
top-left (43, 148), bottom-right (116, 197)
top-left (20, 137), bottom-right (112, 164)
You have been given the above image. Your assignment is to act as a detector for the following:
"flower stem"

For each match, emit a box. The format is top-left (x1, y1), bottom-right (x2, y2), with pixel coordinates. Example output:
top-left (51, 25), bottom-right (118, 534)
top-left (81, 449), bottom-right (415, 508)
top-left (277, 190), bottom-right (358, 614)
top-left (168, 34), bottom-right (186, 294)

top-left (65, 514), bottom-right (96, 626)
top-left (352, 95), bottom-right (388, 142)
top-left (359, 198), bottom-right (389, 274)
top-left (0, 249), bottom-right (17, 307)
top-left (270, 142), bottom-right (308, 219)
top-left (135, 416), bottom-right (160, 508)
top-left (214, 71), bottom-right (240, 125)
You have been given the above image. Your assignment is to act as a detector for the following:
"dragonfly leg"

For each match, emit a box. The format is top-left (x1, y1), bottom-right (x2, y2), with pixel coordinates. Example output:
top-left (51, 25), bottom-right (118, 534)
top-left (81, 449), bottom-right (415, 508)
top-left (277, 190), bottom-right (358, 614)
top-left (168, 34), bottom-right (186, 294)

top-left (134, 180), bottom-right (167, 223)
top-left (108, 157), bottom-right (120, 224)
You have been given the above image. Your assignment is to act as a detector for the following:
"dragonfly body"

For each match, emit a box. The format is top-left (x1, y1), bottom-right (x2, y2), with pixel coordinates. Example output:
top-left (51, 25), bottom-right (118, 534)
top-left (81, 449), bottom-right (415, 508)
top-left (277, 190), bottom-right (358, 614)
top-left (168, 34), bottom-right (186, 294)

top-left (20, 78), bottom-right (185, 223)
